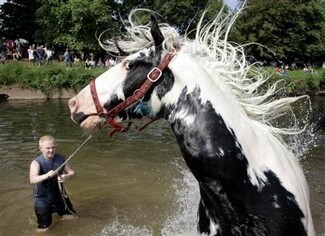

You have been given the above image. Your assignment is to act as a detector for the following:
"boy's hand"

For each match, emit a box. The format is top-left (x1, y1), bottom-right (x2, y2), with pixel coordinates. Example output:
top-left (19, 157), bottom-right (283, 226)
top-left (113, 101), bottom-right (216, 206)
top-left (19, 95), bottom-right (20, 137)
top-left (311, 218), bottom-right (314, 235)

top-left (58, 174), bottom-right (67, 183)
top-left (47, 170), bottom-right (57, 178)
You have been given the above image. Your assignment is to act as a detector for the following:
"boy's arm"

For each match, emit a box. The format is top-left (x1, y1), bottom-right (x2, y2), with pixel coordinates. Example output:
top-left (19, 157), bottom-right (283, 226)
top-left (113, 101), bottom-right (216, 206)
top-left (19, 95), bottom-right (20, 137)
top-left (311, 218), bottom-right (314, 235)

top-left (29, 160), bottom-right (57, 184)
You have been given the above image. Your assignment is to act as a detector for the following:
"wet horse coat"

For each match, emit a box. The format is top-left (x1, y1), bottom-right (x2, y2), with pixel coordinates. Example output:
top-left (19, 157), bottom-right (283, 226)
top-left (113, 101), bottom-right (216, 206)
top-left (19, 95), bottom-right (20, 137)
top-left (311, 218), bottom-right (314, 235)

top-left (69, 9), bottom-right (315, 236)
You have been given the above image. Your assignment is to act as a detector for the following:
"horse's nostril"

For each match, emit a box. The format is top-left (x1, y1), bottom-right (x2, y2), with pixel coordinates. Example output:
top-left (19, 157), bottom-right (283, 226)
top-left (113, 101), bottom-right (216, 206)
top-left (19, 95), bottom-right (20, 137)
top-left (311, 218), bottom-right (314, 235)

top-left (69, 98), bottom-right (77, 111)
top-left (73, 112), bottom-right (87, 124)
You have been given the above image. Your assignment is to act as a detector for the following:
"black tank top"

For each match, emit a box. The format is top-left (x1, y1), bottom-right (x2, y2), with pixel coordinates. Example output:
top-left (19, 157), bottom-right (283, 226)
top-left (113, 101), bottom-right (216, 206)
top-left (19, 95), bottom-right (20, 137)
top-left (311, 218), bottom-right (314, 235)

top-left (33, 154), bottom-right (65, 203)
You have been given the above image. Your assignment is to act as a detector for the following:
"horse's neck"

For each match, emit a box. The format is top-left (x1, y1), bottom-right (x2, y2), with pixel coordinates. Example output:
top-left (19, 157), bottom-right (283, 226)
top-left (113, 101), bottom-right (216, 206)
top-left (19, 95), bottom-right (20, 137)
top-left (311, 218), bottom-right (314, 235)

top-left (163, 83), bottom-right (245, 178)
top-left (163, 82), bottom-right (306, 194)
top-left (159, 52), bottom-right (271, 178)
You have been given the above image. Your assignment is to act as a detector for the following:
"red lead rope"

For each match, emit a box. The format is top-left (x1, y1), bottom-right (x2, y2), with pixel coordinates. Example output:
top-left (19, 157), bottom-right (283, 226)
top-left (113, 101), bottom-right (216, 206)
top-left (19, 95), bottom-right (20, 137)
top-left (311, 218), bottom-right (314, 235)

top-left (90, 53), bottom-right (175, 136)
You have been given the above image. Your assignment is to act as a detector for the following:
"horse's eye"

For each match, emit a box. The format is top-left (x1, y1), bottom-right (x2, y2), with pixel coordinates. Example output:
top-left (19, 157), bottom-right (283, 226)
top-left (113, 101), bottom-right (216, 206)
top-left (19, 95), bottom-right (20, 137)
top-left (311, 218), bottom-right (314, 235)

top-left (126, 61), bottom-right (135, 70)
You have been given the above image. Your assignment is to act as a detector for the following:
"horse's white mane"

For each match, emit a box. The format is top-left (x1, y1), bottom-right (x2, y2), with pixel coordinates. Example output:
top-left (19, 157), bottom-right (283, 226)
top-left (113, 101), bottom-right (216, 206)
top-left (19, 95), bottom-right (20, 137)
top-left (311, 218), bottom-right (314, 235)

top-left (98, 7), bottom-right (308, 143)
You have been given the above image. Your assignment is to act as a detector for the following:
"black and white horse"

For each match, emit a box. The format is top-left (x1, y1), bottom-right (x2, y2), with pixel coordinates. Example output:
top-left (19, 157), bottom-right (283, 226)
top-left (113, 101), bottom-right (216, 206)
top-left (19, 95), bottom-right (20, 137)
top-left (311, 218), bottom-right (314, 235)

top-left (69, 8), bottom-right (315, 236)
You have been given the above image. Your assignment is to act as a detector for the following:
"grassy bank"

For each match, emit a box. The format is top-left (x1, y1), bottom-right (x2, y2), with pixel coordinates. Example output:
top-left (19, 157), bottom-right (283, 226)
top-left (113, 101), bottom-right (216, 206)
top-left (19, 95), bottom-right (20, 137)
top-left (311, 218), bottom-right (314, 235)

top-left (0, 61), bottom-right (106, 97)
top-left (0, 60), bottom-right (325, 97)
top-left (265, 67), bottom-right (325, 96)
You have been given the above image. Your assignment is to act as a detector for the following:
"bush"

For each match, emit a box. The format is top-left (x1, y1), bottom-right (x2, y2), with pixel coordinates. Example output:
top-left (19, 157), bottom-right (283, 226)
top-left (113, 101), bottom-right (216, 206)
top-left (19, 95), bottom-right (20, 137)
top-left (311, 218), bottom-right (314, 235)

top-left (1, 62), bottom-right (324, 97)
top-left (269, 67), bottom-right (324, 95)
top-left (319, 70), bottom-right (325, 90)
top-left (0, 61), bottom-right (25, 85)
top-left (0, 60), bottom-right (107, 96)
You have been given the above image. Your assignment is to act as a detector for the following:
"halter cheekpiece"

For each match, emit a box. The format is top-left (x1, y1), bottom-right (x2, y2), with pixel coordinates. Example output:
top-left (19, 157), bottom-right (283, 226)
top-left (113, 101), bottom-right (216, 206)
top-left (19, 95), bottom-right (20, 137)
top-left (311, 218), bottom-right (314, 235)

top-left (90, 53), bottom-right (175, 136)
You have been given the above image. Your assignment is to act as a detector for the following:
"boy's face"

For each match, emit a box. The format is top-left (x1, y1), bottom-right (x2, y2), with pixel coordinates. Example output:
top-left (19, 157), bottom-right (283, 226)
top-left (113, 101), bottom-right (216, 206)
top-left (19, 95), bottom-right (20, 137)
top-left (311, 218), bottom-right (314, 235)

top-left (40, 140), bottom-right (56, 160)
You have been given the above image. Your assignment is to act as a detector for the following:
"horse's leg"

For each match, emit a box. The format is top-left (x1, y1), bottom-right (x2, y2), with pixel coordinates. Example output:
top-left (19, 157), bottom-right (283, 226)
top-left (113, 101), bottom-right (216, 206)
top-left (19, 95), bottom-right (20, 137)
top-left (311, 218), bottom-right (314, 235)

top-left (197, 197), bottom-right (211, 235)
top-left (197, 184), bottom-right (224, 236)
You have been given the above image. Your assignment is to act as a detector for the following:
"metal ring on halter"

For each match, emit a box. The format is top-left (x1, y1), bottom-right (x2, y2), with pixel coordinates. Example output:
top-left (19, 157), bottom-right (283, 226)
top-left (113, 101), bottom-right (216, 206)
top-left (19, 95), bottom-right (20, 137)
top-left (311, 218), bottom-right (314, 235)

top-left (133, 89), bottom-right (144, 101)
top-left (147, 67), bottom-right (162, 82)
top-left (99, 115), bottom-right (107, 127)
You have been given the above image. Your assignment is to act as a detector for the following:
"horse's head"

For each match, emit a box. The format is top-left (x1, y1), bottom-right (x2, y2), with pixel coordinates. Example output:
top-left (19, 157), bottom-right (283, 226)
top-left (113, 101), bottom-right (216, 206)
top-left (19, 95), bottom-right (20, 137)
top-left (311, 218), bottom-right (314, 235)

top-left (69, 15), bottom-right (175, 134)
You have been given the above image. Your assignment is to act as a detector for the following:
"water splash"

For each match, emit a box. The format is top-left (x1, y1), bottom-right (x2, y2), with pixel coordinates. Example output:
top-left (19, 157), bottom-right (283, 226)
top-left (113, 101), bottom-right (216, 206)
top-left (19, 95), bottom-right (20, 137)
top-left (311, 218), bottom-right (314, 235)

top-left (161, 160), bottom-right (199, 236)
top-left (99, 158), bottom-right (200, 236)
top-left (274, 96), bottom-right (319, 159)
top-left (100, 219), bottom-right (153, 236)
top-left (288, 97), bottom-right (315, 158)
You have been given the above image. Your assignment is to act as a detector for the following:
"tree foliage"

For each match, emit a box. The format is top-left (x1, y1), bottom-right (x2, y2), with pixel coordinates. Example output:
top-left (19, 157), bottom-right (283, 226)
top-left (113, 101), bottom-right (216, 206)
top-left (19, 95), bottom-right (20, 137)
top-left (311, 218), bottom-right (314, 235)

top-left (0, 0), bottom-right (40, 42)
top-left (132, 0), bottom-right (225, 34)
top-left (0, 0), bottom-right (324, 64)
top-left (35, 0), bottom-right (117, 52)
top-left (233, 0), bottom-right (325, 64)
top-left (109, 0), bottom-right (226, 37)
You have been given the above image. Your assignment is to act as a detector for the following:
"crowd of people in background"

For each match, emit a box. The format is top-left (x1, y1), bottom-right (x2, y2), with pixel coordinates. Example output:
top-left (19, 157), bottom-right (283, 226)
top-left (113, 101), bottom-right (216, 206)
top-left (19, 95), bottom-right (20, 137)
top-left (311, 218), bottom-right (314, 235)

top-left (26, 44), bottom-right (55, 67)
top-left (0, 37), bottom-right (119, 69)
top-left (273, 61), bottom-right (325, 77)
top-left (1, 37), bottom-right (324, 73)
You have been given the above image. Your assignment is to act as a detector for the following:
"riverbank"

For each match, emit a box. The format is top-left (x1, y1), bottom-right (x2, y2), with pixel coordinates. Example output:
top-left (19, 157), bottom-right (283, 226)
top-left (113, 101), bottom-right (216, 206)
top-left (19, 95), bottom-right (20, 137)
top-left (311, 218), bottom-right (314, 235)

top-left (0, 61), bottom-right (324, 97)
top-left (0, 86), bottom-right (76, 100)
top-left (1, 85), bottom-right (325, 101)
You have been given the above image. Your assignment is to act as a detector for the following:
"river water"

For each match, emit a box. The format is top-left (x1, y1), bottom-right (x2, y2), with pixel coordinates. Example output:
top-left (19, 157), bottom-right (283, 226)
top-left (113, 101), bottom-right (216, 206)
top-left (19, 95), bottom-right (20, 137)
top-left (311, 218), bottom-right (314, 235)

top-left (0, 97), bottom-right (324, 236)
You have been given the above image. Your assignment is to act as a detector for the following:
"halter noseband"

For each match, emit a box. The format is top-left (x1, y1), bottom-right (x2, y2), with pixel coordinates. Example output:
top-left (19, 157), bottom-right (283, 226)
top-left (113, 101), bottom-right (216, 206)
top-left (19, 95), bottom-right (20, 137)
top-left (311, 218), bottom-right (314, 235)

top-left (90, 53), bottom-right (175, 136)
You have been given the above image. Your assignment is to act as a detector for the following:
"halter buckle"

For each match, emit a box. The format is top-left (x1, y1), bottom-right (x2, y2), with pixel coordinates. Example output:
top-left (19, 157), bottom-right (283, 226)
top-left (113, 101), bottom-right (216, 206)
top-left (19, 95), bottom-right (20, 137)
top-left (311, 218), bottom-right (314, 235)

top-left (147, 67), bottom-right (162, 82)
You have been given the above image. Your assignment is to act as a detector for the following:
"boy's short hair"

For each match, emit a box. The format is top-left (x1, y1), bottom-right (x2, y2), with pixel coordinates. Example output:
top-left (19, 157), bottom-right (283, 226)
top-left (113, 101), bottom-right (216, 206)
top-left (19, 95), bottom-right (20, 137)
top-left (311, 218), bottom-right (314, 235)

top-left (39, 135), bottom-right (55, 147)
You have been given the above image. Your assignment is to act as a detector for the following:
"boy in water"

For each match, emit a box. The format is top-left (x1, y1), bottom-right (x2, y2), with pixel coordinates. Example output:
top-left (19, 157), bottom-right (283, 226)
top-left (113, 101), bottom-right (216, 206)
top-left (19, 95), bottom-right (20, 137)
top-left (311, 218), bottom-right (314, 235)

top-left (29, 135), bottom-right (76, 231)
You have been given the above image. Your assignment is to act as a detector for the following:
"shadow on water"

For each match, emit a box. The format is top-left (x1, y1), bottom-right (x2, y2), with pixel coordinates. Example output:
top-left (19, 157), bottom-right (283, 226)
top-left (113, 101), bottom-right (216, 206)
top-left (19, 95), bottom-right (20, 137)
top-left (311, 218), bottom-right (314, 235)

top-left (0, 97), bottom-right (324, 235)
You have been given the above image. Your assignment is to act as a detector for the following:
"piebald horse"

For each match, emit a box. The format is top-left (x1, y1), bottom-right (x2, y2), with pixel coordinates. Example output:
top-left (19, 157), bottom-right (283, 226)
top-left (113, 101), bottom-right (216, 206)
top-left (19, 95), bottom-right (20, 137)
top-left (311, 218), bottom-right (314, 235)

top-left (69, 8), bottom-right (315, 236)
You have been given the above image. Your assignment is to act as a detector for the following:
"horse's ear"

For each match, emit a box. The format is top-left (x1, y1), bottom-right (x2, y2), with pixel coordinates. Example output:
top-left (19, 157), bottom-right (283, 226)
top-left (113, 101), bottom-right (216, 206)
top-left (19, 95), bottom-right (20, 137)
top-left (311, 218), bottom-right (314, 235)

top-left (150, 14), bottom-right (164, 52)
top-left (114, 40), bottom-right (128, 57)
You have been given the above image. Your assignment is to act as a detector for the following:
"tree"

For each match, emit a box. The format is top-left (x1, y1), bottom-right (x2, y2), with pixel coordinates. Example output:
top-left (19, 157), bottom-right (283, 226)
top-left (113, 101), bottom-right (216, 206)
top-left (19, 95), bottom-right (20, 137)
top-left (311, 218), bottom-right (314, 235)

top-left (113, 0), bottom-right (227, 35)
top-left (0, 0), bottom-right (230, 55)
top-left (0, 0), bottom-right (40, 42)
top-left (232, 0), bottom-right (325, 64)
top-left (35, 0), bottom-right (117, 53)
top-left (153, 0), bottom-right (226, 35)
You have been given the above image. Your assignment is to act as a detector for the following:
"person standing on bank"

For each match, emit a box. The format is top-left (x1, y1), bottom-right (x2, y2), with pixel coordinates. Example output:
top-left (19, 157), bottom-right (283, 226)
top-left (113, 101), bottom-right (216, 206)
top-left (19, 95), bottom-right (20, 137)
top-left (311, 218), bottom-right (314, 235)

top-left (29, 135), bottom-right (76, 231)
top-left (64, 48), bottom-right (72, 68)
top-left (27, 45), bottom-right (35, 67)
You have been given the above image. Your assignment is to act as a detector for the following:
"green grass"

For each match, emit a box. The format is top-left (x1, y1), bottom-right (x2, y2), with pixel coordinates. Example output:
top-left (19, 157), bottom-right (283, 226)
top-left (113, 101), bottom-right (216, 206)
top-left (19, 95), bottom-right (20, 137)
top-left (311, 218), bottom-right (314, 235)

top-left (0, 60), bottom-right (107, 97)
top-left (1, 61), bottom-right (324, 97)
top-left (268, 67), bottom-right (325, 95)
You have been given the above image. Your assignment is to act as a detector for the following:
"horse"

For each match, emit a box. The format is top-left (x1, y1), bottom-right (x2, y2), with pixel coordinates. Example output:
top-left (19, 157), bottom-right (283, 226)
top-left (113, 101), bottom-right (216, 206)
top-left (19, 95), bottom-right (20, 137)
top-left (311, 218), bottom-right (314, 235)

top-left (68, 8), bottom-right (315, 236)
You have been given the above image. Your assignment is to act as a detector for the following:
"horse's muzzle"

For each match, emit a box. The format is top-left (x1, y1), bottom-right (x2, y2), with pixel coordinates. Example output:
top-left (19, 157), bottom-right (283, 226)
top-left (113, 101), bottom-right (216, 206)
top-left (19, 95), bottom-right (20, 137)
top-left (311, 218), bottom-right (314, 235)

top-left (72, 112), bottom-right (88, 125)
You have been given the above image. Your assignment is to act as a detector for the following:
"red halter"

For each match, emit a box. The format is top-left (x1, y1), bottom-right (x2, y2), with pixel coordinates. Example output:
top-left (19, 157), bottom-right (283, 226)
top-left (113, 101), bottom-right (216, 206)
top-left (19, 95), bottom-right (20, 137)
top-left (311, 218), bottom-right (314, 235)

top-left (90, 53), bottom-right (175, 136)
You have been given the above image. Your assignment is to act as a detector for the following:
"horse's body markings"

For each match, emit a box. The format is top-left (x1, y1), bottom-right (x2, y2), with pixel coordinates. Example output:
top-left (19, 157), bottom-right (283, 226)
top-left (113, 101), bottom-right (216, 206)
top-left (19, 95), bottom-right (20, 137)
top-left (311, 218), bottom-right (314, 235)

top-left (164, 86), bottom-right (307, 235)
